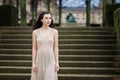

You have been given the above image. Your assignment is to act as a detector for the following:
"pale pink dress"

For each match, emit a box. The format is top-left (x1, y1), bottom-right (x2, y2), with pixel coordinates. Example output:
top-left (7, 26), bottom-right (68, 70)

top-left (30, 28), bottom-right (58, 80)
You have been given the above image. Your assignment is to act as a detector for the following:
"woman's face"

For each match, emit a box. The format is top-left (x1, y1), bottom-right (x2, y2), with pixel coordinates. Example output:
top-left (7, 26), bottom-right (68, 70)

top-left (41, 14), bottom-right (52, 26)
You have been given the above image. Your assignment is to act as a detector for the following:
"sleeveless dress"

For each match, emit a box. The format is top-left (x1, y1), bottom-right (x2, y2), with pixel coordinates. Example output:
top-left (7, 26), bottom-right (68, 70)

top-left (30, 28), bottom-right (58, 80)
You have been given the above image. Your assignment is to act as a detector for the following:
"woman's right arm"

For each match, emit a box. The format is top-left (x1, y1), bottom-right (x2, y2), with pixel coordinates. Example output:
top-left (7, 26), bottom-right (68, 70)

top-left (32, 30), bottom-right (37, 72)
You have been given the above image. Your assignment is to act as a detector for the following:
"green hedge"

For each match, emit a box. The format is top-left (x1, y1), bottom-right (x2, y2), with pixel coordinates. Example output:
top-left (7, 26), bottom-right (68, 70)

top-left (114, 7), bottom-right (120, 74)
top-left (0, 5), bottom-right (18, 26)
top-left (106, 3), bottom-right (120, 27)
top-left (114, 8), bottom-right (120, 47)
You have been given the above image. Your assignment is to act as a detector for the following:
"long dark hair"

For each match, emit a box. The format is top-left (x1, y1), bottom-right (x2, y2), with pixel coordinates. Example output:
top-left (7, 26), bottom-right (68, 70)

top-left (33, 11), bottom-right (53, 30)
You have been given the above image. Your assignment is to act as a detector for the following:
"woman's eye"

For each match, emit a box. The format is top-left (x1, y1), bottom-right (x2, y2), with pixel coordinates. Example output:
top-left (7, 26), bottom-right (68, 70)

top-left (45, 17), bottom-right (49, 19)
top-left (44, 17), bottom-right (51, 19)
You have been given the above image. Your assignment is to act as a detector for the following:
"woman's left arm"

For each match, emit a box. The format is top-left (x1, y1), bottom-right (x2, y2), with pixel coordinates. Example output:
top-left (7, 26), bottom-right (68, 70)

top-left (54, 29), bottom-right (59, 72)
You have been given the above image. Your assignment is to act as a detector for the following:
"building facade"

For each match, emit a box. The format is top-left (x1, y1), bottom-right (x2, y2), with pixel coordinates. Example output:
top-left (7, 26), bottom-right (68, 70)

top-left (0, 0), bottom-right (118, 26)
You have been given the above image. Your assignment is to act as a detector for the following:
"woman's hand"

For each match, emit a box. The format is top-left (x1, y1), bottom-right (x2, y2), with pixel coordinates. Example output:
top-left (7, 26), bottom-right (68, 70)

top-left (55, 63), bottom-right (60, 72)
top-left (32, 64), bottom-right (37, 73)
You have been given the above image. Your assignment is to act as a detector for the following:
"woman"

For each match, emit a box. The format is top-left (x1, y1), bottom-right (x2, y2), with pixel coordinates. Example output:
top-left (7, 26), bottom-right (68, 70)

top-left (30, 11), bottom-right (59, 80)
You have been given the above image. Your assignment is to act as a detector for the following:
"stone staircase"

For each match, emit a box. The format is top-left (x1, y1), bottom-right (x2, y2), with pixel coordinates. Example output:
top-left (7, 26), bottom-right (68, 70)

top-left (0, 27), bottom-right (120, 80)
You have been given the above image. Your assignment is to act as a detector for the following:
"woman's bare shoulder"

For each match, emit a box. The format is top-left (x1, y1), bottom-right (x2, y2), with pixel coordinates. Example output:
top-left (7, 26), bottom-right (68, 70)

top-left (32, 29), bottom-right (39, 35)
top-left (51, 28), bottom-right (58, 33)
top-left (33, 28), bottom-right (39, 33)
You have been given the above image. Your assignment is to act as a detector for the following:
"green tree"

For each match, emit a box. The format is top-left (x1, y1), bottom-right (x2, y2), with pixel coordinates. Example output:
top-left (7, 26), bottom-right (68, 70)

top-left (47, 0), bottom-right (51, 12)
top-left (86, 0), bottom-right (91, 27)
top-left (31, 0), bottom-right (38, 25)
top-left (3, 0), bottom-right (6, 4)
top-left (16, 0), bottom-right (19, 16)
top-left (112, 0), bottom-right (115, 4)
top-left (9, 0), bottom-right (13, 5)
top-left (59, 0), bottom-right (62, 26)
top-left (102, 0), bottom-right (108, 26)
top-left (20, 0), bottom-right (26, 26)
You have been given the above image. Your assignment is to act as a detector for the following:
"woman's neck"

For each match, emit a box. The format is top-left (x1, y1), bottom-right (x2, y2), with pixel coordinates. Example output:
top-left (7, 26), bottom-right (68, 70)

top-left (41, 25), bottom-right (49, 30)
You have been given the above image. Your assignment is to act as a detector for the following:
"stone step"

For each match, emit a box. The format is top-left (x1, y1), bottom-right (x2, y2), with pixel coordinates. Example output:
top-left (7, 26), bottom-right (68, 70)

top-left (0, 39), bottom-right (116, 44)
top-left (0, 30), bottom-right (115, 35)
top-left (0, 54), bottom-right (119, 61)
top-left (0, 49), bottom-right (118, 55)
top-left (0, 66), bottom-right (119, 74)
top-left (0, 34), bottom-right (116, 39)
top-left (0, 27), bottom-right (32, 30)
top-left (59, 55), bottom-right (119, 61)
top-left (0, 27), bottom-right (118, 80)
top-left (58, 74), bottom-right (120, 80)
top-left (59, 39), bottom-right (116, 44)
top-left (60, 61), bottom-right (117, 67)
top-left (59, 35), bottom-right (116, 39)
top-left (0, 73), bottom-right (119, 80)
top-left (59, 67), bottom-right (120, 74)
top-left (0, 60), bottom-right (118, 67)
top-left (0, 27), bottom-right (114, 30)
top-left (0, 44), bottom-right (116, 49)
top-left (0, 29), bottom-right (114, 32)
